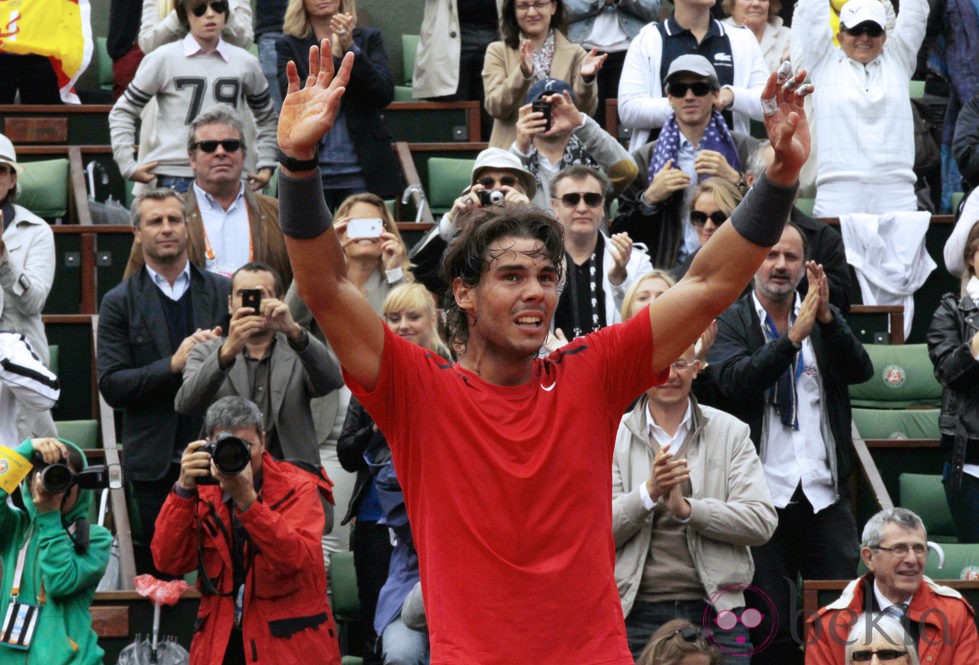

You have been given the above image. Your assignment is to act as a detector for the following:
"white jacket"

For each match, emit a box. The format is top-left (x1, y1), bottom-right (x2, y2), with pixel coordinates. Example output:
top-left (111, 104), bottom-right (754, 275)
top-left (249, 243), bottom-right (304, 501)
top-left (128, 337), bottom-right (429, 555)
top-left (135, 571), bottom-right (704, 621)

top-left (0, 332), bottom-right (59, 448)
top-left (0, 204), bottom-right (54, 367)
top-left (618, 19), bottom-right (769, 151)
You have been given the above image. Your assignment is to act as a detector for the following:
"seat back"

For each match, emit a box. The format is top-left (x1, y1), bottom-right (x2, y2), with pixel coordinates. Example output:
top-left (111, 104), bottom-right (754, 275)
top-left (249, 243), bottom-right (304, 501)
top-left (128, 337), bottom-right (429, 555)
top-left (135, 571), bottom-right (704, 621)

top-left (47, 344), bottom-right (58, 375)
top-left (852, 407), bottom-right (940, 440)
top-left (795, 197), bottom-right (815, 217)
top-left (18, 158), bottom-right (70, 223)
top-left (329, 550), bottom-right (362, 662)
top-left (96, 36), bottom-right (113, 92)
top-left (427, 157), bottom-right (474, 215)
top-left (899, 473), bottom-right (957, 543)
top-left (56, 419), bottom-right (100, 450)
top-left (849, 344), bottom-right (942, 409)
top-left (924, 543), bottom-right (979, 579)
top-left (394, 34), bottom-right (420, 101)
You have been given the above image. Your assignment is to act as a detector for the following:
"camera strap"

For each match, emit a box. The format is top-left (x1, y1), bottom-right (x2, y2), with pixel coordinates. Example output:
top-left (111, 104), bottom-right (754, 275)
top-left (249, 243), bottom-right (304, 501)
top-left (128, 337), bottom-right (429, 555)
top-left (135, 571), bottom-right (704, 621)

top-left (1, 530), bottom-right (43, 650)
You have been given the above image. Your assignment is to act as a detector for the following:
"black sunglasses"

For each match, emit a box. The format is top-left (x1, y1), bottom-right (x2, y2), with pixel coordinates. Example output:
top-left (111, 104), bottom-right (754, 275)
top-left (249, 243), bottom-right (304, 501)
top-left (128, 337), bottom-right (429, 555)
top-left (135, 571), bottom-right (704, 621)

top-left (845, 23), bottom-right (884, 37)
top-left (0, 165), bottom-right (15, 175)
top-left (191, 1), bottom-right (228, 17)
top-left (193, 139), bottom-right (242, 153)
top-left (689, 210), bottom-right (728, 227)
top-left (666, 81), bottom-right (714, 98)
top-left (557, 192), bottom-right (604, 208)
top-left (477, 175), bottom-right (519, 188)
top-left (850, 648), bottom-right (908, 662)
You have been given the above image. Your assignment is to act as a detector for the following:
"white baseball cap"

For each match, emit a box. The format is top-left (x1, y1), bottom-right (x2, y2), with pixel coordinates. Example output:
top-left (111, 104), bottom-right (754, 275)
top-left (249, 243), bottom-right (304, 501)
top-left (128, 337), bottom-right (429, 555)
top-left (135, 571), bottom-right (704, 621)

top-left (839, 0), bottom-right (886, 30)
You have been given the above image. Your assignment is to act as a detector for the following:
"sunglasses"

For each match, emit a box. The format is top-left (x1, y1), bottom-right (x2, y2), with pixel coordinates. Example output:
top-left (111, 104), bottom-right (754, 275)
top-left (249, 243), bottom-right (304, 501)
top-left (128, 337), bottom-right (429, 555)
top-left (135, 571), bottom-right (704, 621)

top-left (689, 210), bottom-right (728, 227)
top-left (477, 175), bottom-right (518, 189)
top-left (193, 139), bottom-right (242, 153)
top-left (666, 81), bottom-right (714, 98)
top-left (850, 649), bottom-right (908, 662)
top-left (191, 1), bottom-right (228, 17)
top-left (0, 165), bottom-right (14, 175)
top-left (557, 192), bottom-right (604, 208)
top-left (845, 23), bottom-right (884, 37)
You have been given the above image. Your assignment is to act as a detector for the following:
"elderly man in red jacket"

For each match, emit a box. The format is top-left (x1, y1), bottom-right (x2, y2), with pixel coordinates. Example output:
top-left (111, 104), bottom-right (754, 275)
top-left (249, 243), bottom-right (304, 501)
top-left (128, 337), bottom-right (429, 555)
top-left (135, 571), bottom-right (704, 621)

top-left (805, 508), bottom-right (979, 664)
top-left (152, 395), bottom-right (340, 665)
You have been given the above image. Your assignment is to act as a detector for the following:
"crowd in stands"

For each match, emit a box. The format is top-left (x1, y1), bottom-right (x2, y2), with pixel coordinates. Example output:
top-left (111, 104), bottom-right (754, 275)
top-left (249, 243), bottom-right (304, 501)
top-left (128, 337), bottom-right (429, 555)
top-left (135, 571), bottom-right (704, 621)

top-left (2, 0), bottom-right (979, 663)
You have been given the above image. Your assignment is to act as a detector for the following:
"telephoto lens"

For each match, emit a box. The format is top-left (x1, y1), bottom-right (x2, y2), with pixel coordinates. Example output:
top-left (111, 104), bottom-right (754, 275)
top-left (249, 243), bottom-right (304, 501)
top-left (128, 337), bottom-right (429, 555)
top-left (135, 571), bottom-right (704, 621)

top-left (39, 463), bottom-right (74, 494)
top-left (198, 432), bottom-right (252, 482)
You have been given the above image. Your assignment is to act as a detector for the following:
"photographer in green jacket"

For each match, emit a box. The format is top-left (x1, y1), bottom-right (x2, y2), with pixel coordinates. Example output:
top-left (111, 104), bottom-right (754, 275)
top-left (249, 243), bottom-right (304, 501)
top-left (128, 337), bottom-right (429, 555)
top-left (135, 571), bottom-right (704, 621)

top-left (0, 438), bottom-right (111, 665)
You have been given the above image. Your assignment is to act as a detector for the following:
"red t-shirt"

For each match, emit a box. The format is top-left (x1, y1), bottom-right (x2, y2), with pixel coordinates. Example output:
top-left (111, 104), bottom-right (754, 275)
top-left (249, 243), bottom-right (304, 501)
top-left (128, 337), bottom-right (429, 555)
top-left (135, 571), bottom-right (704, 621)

top-left (347, 311), bottom-right (664, 664)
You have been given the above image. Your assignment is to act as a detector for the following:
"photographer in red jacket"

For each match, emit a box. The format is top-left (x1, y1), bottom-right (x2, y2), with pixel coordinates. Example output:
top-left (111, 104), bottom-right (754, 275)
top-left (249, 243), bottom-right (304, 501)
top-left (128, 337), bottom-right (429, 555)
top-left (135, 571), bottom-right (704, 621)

top-left (152, 395), bottom-right (340, 665)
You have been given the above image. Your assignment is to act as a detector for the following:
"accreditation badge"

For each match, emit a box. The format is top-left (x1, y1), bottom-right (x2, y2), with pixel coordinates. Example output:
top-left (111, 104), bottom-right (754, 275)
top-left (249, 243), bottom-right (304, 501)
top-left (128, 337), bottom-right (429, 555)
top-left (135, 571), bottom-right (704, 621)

top-left (0, 599), bottom-right (41, 650)
top-left (0, 447), bottom-right (32, 495)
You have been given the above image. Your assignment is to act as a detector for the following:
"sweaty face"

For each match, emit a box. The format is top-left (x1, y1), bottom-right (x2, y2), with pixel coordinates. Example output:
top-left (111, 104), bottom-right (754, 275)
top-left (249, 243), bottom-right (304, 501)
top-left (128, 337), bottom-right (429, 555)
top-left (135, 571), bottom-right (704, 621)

top-left (862, 522), bottom-right (926, 605)
top-left (839, 23), bottom-right (886, 64)
top-left (552, 175), bottom-right (605, 242)
top-left (189, 123), bottom-right (245, 193)
top-left (753, 225), bottom-right (805, 304)
top-left (667, 74), bottom-right (718, 131)
top-left (457, 235), bottom-right (559, 362)
top-left (134, 197), bottom-right (190, 266)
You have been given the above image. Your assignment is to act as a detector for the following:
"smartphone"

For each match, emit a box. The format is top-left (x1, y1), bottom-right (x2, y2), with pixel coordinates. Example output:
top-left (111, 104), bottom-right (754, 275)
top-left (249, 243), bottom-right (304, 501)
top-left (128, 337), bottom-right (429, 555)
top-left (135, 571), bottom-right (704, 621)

top-left (347, 218), bottom-right (384, 239)
top-left (241, 288), bottom-right (262, 313)
top-left (532, 99), bottom-right (552, 132)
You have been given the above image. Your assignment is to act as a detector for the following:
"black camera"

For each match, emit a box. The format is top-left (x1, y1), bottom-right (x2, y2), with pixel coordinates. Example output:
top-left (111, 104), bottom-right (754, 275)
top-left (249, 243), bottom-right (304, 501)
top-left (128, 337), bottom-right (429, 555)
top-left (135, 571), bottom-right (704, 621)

top-left (532, 98), bottom-right (552, 132)
top-left (32, 453), bottom-right (112, 494)
top-left (196, 432), bottom-right (252, 484)
top-left (477, 189), bottom-right (506, 206)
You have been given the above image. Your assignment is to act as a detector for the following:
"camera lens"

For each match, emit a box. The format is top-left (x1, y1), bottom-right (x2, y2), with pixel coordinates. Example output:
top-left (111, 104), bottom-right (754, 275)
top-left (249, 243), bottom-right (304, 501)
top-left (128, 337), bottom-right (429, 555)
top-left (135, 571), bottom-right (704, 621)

top-left (211, 435), bottom-right (251, 475)
top-left (40, 464), bottom-right (74, 494)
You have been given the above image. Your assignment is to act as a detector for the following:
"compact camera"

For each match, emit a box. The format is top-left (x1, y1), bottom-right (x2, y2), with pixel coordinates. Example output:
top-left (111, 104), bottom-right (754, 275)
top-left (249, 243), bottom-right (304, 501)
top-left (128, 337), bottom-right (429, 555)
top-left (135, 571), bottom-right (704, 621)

top-left (196, 432), bottom-right (252, 484)
top-left (32, 453), bottom-right (113, 494)
top-left (477, 189), bottom-right (506, 206)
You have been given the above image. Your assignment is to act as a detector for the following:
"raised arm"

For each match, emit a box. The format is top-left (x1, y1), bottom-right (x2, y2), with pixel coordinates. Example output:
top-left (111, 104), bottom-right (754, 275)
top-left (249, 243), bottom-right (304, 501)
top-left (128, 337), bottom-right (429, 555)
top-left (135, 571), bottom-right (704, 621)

top-left (647, 67), bottom-right (811, 371)
top-left (277, 41), bottom-right (385, 392)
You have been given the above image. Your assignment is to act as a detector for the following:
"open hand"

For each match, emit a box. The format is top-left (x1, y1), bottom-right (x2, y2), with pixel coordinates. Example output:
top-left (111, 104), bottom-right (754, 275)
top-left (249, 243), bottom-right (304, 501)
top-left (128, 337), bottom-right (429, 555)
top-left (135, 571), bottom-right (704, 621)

top-left (279, 40), bottom-right (353, 165)
top-left (580, 48), bottom-right (607, 79)
top-left (760, 62), bottom-right (812, 186)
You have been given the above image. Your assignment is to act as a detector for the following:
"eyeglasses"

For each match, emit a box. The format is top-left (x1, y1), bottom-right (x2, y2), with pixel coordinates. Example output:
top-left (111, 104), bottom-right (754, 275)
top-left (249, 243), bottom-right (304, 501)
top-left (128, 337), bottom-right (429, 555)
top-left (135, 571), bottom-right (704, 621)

top-left (557, 192), bottom-right (604, 208)
top-left (515, 0), bottom-right (554, 12)
top-left (666, 81), bottom-right (715, 97)
top-left (873, 543), bottom-right (928, 557)
top-left (477, 175), bottom-right (519, 189)
top-left (193, 139), bottom-right (242, 153)
top-left (689, 210), bottom-right (728, 227)
top-left (191, 1), bottom-right (228, 17)
top-left (850, 649), bottom-right (909, 662)
top-left (0, 165), bottom-right (14, 175)
top-left (671, 359), bottom-right (699, 370)
top-left (845, 23), bottom-right (884, 37)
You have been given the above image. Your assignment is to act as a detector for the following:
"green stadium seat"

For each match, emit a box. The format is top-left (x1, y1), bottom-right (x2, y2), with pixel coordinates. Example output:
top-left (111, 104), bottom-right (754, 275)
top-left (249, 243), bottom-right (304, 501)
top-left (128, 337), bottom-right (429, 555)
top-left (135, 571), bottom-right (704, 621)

top-left (795, 197), bottom-right (815, 217)
top-left (329, 550), bottom-right (363, 665)
top-left (18, 158), bottom-right (70, 223)
top-left (427, 157), bottom-right (474, 216)
top-left (909, 80), bottom-right (926, 100)
top-left (96, 36), bottom-right (113, 93)
top-left (852, 407), bottom-right (940, 441)
top-left (899, 473), bottom-right (957, 543)
top-left (393, 34), bottom-right (420, 101)
top-left (849, 344), bottom-right (943, 409)
top-left (56, 419), bottom-right (99, 450)
top-left (47, 345), bottom-right (58, 375)
top-left (952, 191), bottom-right (965, 214)
top-left (924, 543), bottom-right (979, 579)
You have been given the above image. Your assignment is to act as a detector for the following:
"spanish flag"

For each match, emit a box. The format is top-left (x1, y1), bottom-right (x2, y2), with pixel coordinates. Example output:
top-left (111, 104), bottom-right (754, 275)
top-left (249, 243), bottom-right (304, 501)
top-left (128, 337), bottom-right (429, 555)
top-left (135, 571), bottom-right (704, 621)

top-left (0, 0), bottom-right (93, 104)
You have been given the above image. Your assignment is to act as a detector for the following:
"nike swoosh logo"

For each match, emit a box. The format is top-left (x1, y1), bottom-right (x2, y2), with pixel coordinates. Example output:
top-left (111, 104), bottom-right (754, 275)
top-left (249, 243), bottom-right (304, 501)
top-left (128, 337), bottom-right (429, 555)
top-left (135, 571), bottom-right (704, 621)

top-left (541, 381), bottom-right (556, 392)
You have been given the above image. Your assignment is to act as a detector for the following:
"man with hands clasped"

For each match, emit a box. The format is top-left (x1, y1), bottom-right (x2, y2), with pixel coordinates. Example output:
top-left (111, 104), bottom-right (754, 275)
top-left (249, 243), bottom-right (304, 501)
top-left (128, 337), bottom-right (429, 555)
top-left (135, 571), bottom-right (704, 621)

top-left (512, 77), bottom-right (638, 211)
top-left (153, 396), bottom-right (341, 665)
top-left (175, 262), bottom-right (343, 467)
top-left (705, 223), bottom-right (873, 665)
top-left (612, 55), bottom-right (757, 271)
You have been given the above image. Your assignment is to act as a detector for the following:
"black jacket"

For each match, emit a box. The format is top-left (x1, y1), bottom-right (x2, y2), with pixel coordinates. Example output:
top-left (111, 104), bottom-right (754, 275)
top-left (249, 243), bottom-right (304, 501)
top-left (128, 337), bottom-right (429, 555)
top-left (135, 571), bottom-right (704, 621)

top-left (96, 265), bottom-right (230, 481)
top-left (337, 397), bottom-right (390, 526)
top-left (611, 132), bottom-right (758, 271)
top-left (705, 294), bottom-right (873, 491)
top-left (927, 293), bottom-right (979, 487)
top-left (276, 29), bottom-right (403, 199)
top-left (953, 91), bottom-right (979, 189)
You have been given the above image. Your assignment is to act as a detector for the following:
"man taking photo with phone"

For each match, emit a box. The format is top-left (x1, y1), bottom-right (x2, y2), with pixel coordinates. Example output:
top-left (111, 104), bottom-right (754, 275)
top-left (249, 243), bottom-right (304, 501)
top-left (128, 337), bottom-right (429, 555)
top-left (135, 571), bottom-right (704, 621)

top-left (175, 261), bottom-right (343, 468)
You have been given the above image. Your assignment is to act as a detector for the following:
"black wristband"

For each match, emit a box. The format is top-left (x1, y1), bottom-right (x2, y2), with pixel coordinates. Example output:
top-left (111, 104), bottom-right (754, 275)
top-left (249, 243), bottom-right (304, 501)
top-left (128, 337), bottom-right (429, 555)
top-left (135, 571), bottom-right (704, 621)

top-left (278, 170), bottom-right (333, 239)
top-left (276, 148), bottom-right (320, 172)
top-left (730, 174), bottom-right (798, 247)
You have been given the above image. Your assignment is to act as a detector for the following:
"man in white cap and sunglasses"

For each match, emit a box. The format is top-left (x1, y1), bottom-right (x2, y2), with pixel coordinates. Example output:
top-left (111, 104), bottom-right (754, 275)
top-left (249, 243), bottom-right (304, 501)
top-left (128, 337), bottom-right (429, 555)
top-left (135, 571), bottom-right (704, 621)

top-left (0, 132), bottom-right (57, 442)
top-left (409, 147), bottom-right (536, 296)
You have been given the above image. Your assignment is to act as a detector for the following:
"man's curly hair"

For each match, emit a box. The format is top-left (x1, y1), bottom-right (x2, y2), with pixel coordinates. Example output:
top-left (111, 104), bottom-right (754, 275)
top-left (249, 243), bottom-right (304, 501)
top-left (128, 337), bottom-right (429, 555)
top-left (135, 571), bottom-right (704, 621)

top-left (441, 203), bottom-right (565, 350)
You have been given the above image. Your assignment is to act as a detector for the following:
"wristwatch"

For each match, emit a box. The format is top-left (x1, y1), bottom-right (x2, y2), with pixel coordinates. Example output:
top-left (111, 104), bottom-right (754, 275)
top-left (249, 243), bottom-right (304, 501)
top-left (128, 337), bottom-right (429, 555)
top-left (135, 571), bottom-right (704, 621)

top-left (276, 148), bottom-right (319, 171)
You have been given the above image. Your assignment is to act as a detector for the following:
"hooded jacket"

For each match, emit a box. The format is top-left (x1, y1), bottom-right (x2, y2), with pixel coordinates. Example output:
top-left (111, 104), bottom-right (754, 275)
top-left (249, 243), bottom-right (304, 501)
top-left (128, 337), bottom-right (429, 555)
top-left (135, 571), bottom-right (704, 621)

top-left (0, 438), bottom-right (111, 665)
